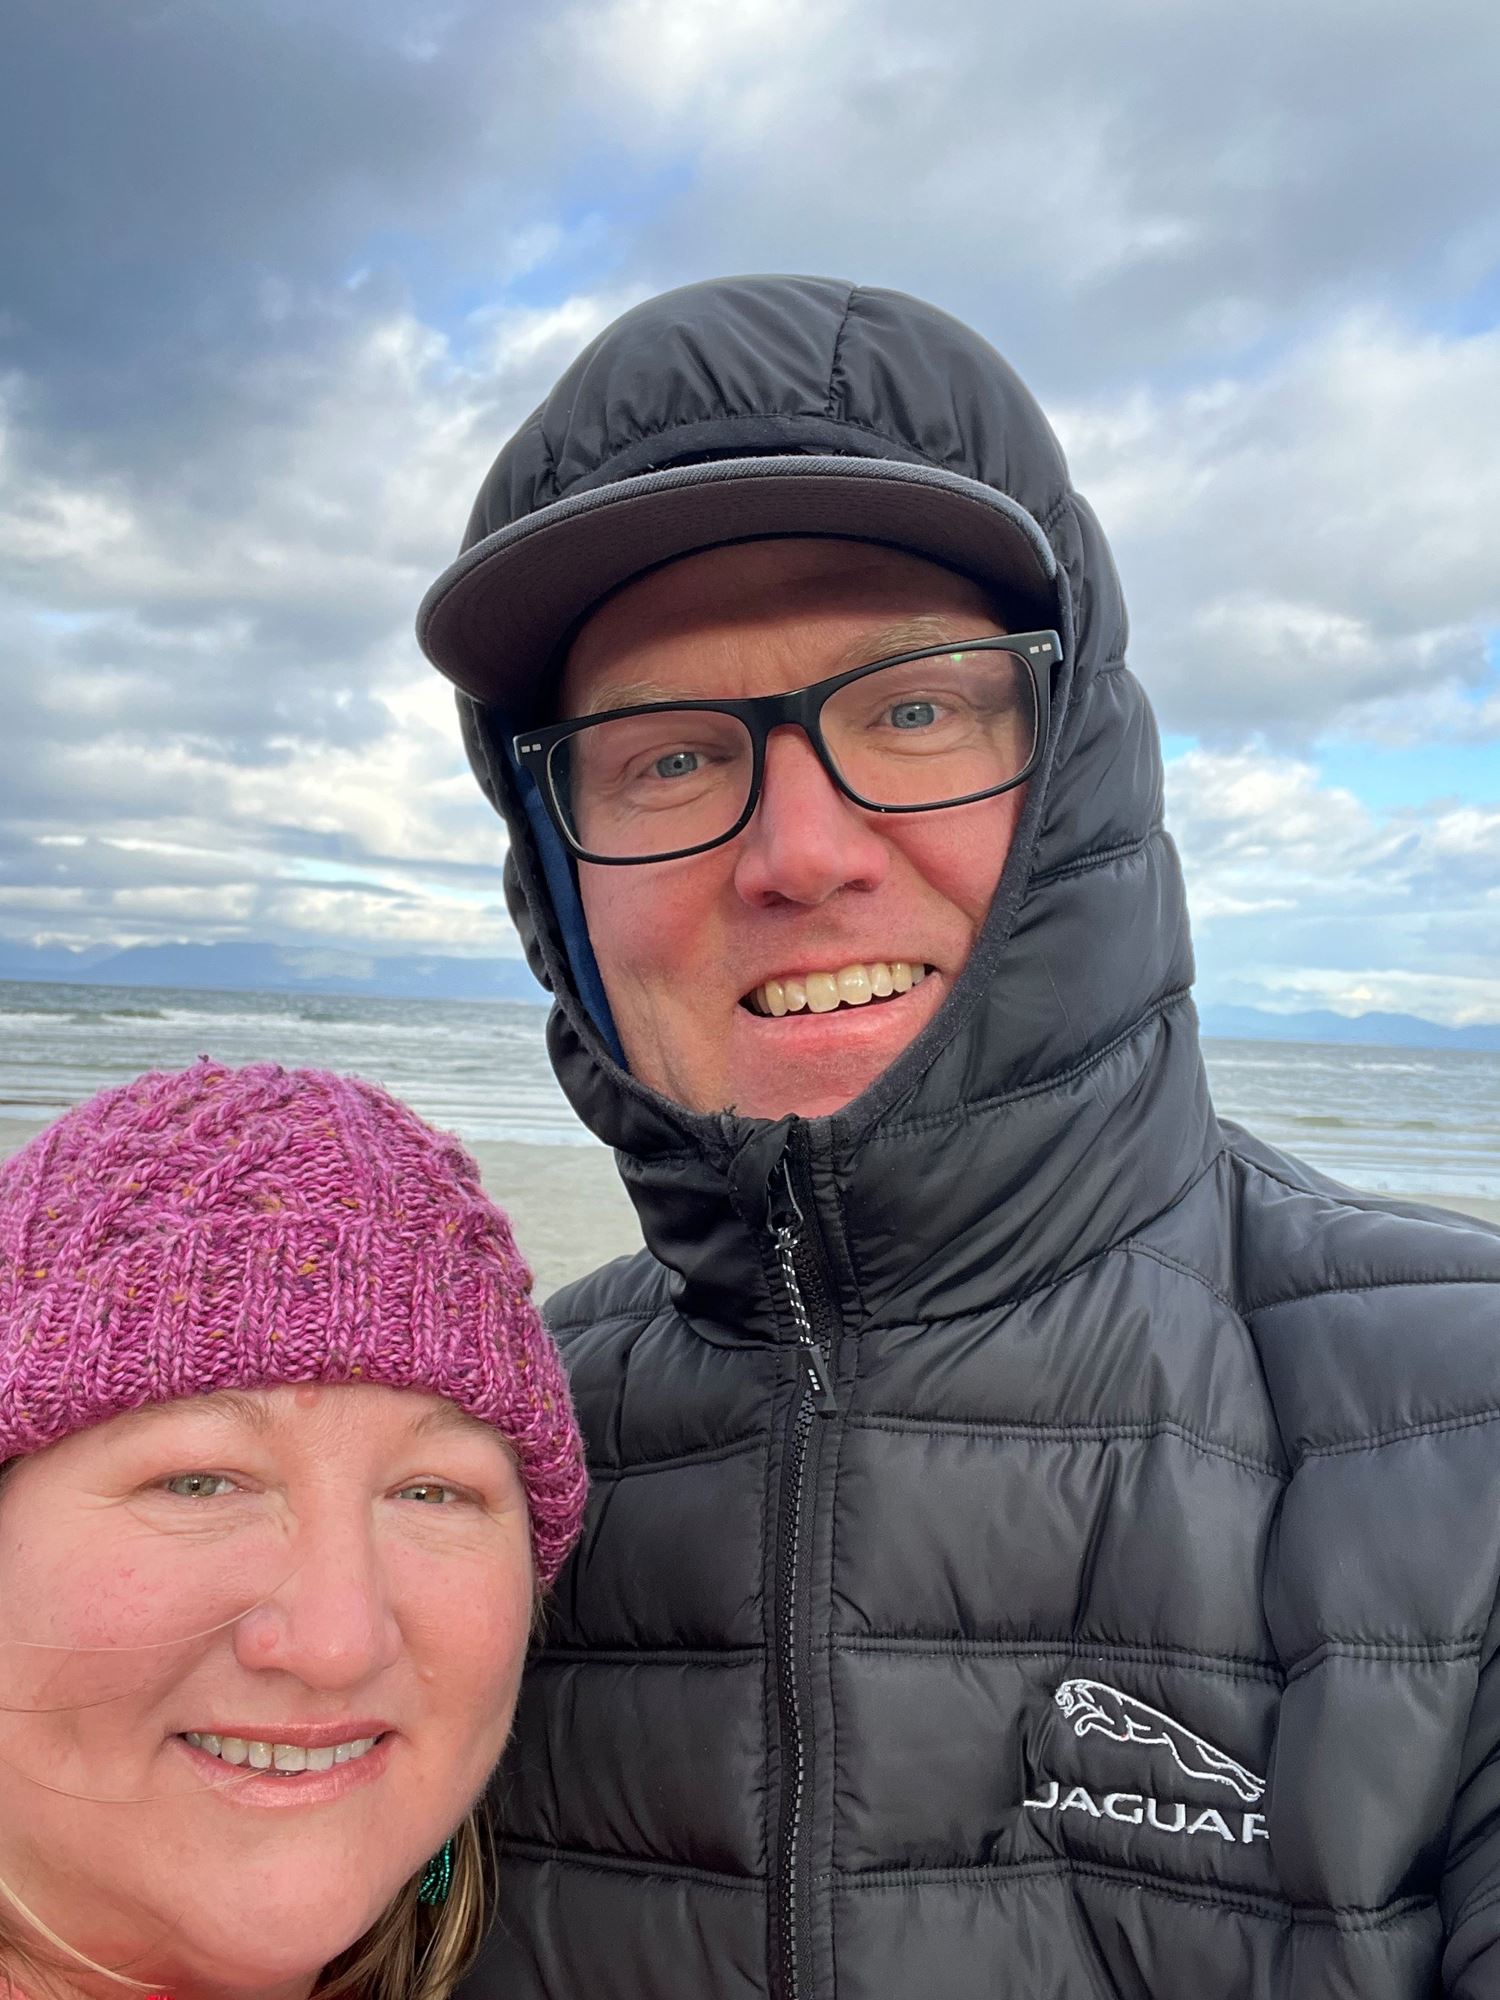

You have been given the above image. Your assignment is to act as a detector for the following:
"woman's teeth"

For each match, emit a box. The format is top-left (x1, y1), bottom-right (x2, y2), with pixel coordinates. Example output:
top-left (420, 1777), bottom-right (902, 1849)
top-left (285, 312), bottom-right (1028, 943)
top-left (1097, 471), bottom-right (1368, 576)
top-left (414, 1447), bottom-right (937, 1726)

top-left (181, 1730), bottom-right (380, 1774)
top-left (748, 961), bottom-right (928, 1017)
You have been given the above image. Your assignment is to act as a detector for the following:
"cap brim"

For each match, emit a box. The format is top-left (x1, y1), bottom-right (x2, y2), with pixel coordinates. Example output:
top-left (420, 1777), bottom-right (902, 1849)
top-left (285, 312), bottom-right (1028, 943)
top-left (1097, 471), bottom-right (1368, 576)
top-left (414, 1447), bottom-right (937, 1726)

top-left (416, 455), bottom-right (1059, 712)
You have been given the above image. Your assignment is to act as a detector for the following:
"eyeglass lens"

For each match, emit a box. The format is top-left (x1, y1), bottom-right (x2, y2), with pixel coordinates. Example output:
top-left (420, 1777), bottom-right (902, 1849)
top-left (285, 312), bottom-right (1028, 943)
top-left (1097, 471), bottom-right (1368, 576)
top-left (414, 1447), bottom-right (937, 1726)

top-left (548, 646), bottom-right (1039, 861)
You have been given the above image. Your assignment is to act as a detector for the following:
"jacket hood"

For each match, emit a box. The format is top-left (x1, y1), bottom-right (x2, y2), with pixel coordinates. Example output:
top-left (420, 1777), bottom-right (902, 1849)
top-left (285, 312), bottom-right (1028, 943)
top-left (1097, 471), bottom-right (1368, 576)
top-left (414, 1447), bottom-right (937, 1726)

top-left (437, 275), bottom-right (1211, 1319)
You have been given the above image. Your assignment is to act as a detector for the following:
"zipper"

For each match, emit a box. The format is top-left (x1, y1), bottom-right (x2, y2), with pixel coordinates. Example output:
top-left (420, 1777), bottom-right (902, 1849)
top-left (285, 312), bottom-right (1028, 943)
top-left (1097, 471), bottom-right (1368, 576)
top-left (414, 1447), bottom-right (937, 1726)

top-left (770, 1144), bottom-right (840, 2000)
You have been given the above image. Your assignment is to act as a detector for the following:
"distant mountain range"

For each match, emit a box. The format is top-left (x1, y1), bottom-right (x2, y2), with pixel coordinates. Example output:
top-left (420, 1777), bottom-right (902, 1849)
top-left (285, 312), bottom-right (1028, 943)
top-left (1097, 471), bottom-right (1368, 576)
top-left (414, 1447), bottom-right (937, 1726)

top-left (0, 939), bottom-right (546, 1005)
top-left (1196, 1003), bottom-right (1500, 1053)
top-left (2, 941), bottom-right (1498, 1049)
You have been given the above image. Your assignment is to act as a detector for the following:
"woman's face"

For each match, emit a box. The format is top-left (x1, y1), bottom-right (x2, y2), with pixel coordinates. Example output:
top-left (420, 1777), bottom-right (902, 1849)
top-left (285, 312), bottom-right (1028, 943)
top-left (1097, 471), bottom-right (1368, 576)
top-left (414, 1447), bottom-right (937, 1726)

top-left (0, 1382), bottom-right (535, 1993)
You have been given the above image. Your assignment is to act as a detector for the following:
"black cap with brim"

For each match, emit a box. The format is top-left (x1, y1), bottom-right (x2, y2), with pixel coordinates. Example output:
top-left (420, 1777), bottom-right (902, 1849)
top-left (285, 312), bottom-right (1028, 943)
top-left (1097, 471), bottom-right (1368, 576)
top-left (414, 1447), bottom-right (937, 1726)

top-left (415, 454), bottom-right (1060, 716)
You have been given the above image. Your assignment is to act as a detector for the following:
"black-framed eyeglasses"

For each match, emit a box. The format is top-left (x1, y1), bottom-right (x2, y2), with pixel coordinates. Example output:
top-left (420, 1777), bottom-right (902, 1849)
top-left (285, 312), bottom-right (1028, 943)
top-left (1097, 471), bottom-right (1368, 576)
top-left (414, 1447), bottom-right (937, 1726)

top-left (512, 630), bottom-right (1059, 866)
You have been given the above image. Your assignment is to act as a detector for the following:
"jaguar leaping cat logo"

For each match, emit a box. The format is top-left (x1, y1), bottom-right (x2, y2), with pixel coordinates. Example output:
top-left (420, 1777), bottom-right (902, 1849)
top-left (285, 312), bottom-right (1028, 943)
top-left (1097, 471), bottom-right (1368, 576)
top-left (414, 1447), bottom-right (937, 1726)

top-left (1054, 1679), bottom-right (1265, 1805)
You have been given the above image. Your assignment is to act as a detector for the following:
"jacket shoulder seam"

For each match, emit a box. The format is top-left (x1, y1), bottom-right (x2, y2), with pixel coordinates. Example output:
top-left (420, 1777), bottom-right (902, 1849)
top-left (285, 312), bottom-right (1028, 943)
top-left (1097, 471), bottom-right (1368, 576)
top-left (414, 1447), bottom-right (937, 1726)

top-left (1115, 1237), bottom-right (1240, 1317)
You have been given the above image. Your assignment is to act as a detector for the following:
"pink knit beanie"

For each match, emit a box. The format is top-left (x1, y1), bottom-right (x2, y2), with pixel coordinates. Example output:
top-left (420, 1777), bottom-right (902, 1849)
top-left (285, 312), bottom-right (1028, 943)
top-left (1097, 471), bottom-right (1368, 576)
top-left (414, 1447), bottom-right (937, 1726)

top-left (0, 1061), bottom-right (586, 1586)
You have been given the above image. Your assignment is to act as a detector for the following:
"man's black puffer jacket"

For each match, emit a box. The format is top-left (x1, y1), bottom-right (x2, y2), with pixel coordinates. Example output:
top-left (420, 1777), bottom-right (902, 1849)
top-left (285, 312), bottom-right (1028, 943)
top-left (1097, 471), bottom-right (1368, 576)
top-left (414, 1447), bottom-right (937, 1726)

top-left (451, 279), bottom-right (1500, 1999)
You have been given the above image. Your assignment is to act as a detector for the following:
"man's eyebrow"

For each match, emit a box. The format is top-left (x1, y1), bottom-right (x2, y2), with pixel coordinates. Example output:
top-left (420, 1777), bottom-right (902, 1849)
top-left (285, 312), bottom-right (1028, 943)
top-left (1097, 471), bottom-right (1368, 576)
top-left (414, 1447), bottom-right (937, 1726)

top-left (576, 621), bottom-right (1009, 714)
top-left (831, 615), bottom-right (1005, 671)
top-left (575, 679), bottom-right (693, 715)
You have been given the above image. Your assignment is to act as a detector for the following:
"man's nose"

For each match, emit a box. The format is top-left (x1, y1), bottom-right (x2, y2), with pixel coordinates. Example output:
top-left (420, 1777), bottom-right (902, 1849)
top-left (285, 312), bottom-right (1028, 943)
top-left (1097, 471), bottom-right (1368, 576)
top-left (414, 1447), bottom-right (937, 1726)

top-left (233, 1504), bottom-right (402, 1692)
top-left (731, 725), bottom-right (891, 908)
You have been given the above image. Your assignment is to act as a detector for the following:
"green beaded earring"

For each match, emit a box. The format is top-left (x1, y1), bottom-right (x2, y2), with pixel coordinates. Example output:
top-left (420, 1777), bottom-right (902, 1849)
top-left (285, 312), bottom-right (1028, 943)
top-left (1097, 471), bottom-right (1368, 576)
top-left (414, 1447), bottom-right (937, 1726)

top-left (417, 1837), bottom-right (455, 1906)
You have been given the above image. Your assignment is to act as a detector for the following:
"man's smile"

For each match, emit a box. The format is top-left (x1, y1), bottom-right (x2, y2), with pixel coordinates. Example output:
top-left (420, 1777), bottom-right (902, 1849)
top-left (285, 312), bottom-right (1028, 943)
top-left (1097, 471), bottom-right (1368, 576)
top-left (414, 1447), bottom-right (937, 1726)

top-left (741, 961), bottom-right (933, 1016)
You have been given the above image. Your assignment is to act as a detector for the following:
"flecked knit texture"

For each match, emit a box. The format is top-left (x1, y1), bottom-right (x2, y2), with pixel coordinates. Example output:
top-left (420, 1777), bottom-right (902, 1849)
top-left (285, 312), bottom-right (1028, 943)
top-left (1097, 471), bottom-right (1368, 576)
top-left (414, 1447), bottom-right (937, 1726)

top-left (0, 1061), bottom-right (586, 1585)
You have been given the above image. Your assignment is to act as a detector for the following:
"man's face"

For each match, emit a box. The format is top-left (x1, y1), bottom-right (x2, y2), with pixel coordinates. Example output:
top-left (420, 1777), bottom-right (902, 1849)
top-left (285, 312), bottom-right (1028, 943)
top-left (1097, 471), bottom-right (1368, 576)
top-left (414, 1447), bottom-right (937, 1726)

top-left (560, 539), bottom-right (1027, 1119)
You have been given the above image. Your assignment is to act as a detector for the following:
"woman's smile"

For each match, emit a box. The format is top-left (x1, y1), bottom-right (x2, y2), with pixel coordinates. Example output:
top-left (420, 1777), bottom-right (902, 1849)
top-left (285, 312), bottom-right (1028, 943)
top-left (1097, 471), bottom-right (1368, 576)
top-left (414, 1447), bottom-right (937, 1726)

top-left (174, 1724), bottom-right (395, 1807)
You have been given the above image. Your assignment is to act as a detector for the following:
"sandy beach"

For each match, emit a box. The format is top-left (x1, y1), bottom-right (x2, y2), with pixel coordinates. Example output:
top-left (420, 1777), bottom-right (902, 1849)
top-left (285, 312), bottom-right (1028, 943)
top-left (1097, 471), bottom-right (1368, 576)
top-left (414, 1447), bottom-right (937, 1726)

top-left (3, 1112), bottom-right (1496, 1301)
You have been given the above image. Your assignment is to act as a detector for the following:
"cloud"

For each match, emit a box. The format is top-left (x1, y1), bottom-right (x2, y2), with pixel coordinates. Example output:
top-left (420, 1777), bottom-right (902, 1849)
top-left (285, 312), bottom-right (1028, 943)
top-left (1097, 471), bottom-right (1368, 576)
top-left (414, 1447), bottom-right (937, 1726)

top-left (0, 1), bottom-right (576, 401)
top-left (589, 0), bottom-right (1500, 387)
top-left (1168, 746), bottom-right (1500, 1020)
top-left (1057, 315), bottom-right (1500, 742)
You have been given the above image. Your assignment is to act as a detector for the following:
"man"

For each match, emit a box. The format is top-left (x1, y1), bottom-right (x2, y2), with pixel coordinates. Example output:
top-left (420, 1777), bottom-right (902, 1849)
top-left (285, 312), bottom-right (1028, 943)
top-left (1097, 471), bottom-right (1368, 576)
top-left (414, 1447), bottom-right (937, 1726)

top-left (417, 277), bottom-right (1500, 1998)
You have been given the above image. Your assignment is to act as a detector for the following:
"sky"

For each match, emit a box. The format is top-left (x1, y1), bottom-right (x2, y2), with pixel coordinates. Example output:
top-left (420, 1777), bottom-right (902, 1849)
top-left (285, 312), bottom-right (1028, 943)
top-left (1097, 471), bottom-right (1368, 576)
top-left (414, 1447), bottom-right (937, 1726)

top-left (2, 0), bottom-right (1498, 1022)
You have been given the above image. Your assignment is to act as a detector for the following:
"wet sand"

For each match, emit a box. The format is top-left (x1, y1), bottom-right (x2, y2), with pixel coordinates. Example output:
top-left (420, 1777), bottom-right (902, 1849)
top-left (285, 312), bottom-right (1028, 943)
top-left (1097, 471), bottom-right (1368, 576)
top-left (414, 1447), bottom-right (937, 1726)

top-left (3, 1114), bottom-right (1497, 1302)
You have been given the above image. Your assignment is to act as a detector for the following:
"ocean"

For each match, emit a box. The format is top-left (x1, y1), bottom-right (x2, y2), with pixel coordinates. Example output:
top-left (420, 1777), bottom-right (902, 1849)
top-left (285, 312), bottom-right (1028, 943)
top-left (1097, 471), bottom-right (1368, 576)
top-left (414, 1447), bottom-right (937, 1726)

top-left (2, 979), bottom-right (1498, 1200)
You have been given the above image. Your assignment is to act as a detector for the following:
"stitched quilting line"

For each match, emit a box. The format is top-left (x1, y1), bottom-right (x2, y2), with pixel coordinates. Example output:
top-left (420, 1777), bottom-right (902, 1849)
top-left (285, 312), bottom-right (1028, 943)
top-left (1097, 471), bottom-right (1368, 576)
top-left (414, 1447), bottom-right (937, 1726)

top-left (1236, 1151), bottom-right (1500, 1285)
top-left (1030, 827), bottom-right (1160, 890)
top-left (850, 1171), bottom-right (1230, 1330)
top-left (830, 1635), bottom-right (1285, 1683)
top-left (875, 987), bottom-right (1194, 1141)
top-left (585, 1427), bottom-right (767, 1480)
top-left (535, 1646), bottom-right (763, 1669)
top-left (1451, 1874), bottom-right (1500, 1932)
top-left (1252, 1272), bottom-right (1500, 1315)
top-left (498, 1839), bottom-right (763, 1891)
top-left (497, 1840), bottom-right (1433, 1933)
top-left (1293, 1405), bottom-right (1500, 1464)
top-left (1284, 1634), bottom-right (1483, 1683)
top-left (848, 1413), bottom-right (1284, 1483)
top-left (1060, 657), bottom-right (1133, 720)
top-left (832, 1856), bottom-right (1432, 1931)
top-left (547, 1305), bottom-right (664, 1337)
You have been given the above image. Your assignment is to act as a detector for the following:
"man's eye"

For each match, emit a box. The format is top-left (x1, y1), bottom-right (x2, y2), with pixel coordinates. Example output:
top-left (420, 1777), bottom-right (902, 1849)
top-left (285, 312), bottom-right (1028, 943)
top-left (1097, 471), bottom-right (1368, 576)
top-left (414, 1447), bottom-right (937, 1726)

top-left (397, 1481), bottom-right (460, 1506)
top-left (160, 1472), bottom-right (236, 1499)
top-left (888, 700), bottom-right (938, 730)
top-left (651, 749), bottom-right (702, 779)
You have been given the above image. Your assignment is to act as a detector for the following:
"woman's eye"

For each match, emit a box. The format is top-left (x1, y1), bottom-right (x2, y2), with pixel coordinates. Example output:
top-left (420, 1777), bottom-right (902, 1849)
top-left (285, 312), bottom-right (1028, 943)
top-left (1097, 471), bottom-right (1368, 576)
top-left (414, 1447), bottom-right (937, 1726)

top-left (160, 1472), bottom-right (236, 1499)
top-left (397, 1481), bottom-right (460, 1506)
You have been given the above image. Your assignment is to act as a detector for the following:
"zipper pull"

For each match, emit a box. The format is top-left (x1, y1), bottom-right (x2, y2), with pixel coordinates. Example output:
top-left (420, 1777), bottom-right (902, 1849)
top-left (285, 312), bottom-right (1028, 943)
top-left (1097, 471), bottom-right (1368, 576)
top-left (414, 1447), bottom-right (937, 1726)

top-left (803, 1343), bottom-right (839, 1417)
top-left (770, 1155), bottom-right (805, 1234)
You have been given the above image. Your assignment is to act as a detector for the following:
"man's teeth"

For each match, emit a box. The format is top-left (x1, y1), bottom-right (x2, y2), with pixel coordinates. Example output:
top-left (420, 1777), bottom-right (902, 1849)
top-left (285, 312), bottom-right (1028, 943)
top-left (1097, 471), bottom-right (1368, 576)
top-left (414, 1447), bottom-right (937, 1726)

top-left (751, 961), bottom-right (928, 1017)
top-left (181, 1730), bottom-right (380, 1774)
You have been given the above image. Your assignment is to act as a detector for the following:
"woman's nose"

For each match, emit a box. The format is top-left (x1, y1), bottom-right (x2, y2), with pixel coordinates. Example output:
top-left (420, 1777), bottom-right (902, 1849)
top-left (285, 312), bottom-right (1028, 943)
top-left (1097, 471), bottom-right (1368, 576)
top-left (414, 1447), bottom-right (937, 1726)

top-left (731, 726), bottom-right (891, 908)
top-left (233, 1507), bottom-right (402, 1690)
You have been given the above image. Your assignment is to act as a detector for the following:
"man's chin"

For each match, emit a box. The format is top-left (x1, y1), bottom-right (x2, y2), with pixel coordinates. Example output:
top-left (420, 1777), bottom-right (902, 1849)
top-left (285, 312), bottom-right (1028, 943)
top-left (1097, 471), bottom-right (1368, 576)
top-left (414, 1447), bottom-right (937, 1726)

top-left (721, 975), bottom-right (946, 1120)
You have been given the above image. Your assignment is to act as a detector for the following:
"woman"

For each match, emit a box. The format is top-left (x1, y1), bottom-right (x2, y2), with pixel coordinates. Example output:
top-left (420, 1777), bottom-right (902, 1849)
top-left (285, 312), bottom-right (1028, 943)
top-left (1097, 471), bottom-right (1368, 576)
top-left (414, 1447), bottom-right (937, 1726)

top-left (0, 1059), bottom-right (586, 2000)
